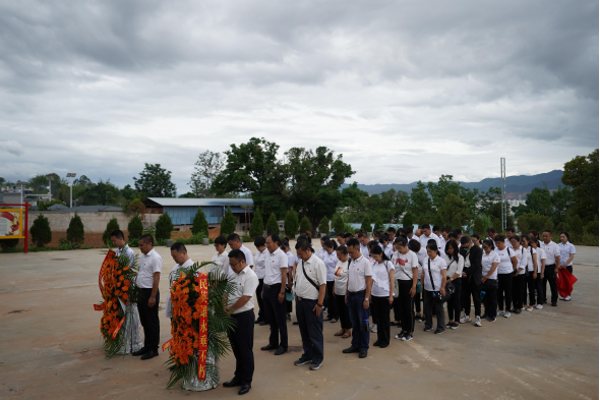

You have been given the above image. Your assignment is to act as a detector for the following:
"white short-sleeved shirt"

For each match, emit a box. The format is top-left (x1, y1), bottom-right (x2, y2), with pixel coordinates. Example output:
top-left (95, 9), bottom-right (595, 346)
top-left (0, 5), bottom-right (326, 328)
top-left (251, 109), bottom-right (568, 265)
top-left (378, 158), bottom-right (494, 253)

top-left (317, 247), bottom-right (326, 261)
top-left (482, 251), bottom-right (500, 280)
top-left (371, 261), bottom-right (394, 297)
top-left (443, 254), bottom-right (465, 279)
top-left (422, 256), bottom-right (447, 292)
top-left (115, 245), bottom-right (136, 267)
top-left (558, 241), bottom-right (576, 267)
top-left (393, 250), bottom-right (418, 281)
top-left (510, 245), bottom-right (526, 275)
top-left (360, 243), bottom-right (370, 259)
top-left (348, 255), bottom-right (373, 292)
top-left (495, 247), bottom-right (516, 275)
top-left (137, 248), bottom-right (163, 288)
top-left (264, 248), bottom-right (288, 285)
top-left (165, 258), bottom-right (194, 318)
top-left (322, 250), bottom-right (338, 281)
top-left (211, 251), bottom-right (231, 277)
top-left (535, 246), bottom-right (546, 273)
top-left (383, 243), bottom-right (394, 259)
top-left (253, 248), bottom-right (269, 279)
top-left (294, 254), bottom-right (327, 300)
top-left (420, 233), bottom-right (440, 252)
top-left (285, 251), bottom-right (295, 268)
top-left (239, 244), bottom-right (254, 268)
top-left (414, 247), bottom-right (428, 279)
top-left (229, 266), bottom-right (259, 314)
top-left (541, 241), bottom-right (561, 266)
top-left (334, 259), bottom-right (350, 295)
top-left (521, 247), bottom-right (536, 273)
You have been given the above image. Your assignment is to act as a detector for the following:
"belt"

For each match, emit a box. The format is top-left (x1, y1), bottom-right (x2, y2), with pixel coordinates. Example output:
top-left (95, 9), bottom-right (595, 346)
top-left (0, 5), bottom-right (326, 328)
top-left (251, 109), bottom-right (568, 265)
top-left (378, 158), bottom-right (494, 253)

top-left (264, 283), bottom-right (281, 289)
top-left (546, 264), bottom-right (555, 267)
top-left (348, 290), bottom-right (366, 296)
top-left (232, 309), bottom-right (253, 316)
top-left (296, 296), bottom-right (317, 301)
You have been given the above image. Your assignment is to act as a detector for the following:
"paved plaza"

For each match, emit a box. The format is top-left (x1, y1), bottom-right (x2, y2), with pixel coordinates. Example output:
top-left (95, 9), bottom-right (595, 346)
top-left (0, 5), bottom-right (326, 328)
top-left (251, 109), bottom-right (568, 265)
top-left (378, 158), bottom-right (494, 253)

top-left (1, 243), bottom-right (598, 399)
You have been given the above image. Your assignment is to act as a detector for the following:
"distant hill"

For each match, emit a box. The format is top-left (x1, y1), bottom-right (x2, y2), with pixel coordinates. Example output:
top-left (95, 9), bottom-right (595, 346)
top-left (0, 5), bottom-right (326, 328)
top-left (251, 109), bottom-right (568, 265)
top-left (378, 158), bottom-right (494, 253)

top-left (342, 170), bottom-right (565, 195)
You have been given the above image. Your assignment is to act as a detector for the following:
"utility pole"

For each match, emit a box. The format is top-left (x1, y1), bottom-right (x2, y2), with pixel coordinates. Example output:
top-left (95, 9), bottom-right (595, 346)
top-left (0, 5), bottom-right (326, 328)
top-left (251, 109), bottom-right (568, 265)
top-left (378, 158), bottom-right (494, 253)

top-left (46, 174), bottom-right (54, 201)
top-left (67, 173), bottom-right (76, 208)
top-left (501, 158), bottom-right (507, 231)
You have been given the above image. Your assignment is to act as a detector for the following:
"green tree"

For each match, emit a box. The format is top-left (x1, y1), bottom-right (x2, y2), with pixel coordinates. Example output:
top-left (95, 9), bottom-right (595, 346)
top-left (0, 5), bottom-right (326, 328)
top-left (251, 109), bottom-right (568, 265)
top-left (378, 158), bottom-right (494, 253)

top-left (133, 163), bottom-right (177, 198)
top-left (472, 216), bottom-right (485, 237)
top-left (402, 211), bottom-right (414, 228)
top-left (318, 216), bottom-right (330, 235)
top-left (66, 212), bottom-right (85, 247)
top-left (189, 150), bottom-right (225, 197)
top-left (562, 149), bottom-right (599, 222)
top-left (156, 213), bottom-right (174, 242)
top-left (0, 238), bottom-right (19, 251)
top-left (220, 206), bottom-right (237, 236)
top-left (438, 194), bottom-right (469, 230)
top-left (102, 217), bottom-right (120, 246)
top-left (340, 182), bottom-right (369, 208)
top-left (433, 212), bottom-right (445, 228)
top-left (584, 217), bottom-right (598, 236)
top-left (361, 216), bottom-right (372, 233)
top-left (451, 215), bottom-right (463, 231)
top-left (283, 208), bottom-right (299, 238)
top-left (516, 212), bottom-right (554, 234)
top-left (123, 198), bottom-right (146, 216)
top-left (374, 216), bottom-right (384, 232)
top-left (299, 216), bottom-right (311, 235)
top-left (30, 214), bottom-right (52, 247)
top-left (417, 214), bottom-right (427, 226)
top-left (191, 208), bottom-right (209, 236)
top-left (128, 214), bottom-right (144, 241)
top-left (332, 214), bottom-right (345, 234)
top-left (492, 218), bottom-right (503, 234)
top-left (266, 212), bottom-right (280, 235)
top-left (410, 181), bottom-right (433, 218)
top-left (80, 180), bottom-right (124, 206)
top-left (249, 207), bottom-right (264, 238)
top-left (567, 214), bottom-right (584, 239)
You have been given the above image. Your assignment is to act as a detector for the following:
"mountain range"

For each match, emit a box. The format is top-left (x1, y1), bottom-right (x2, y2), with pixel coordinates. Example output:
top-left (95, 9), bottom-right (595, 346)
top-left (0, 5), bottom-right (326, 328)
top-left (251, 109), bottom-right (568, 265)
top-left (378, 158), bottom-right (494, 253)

top-left (342, 170), bottom-right (565, 195)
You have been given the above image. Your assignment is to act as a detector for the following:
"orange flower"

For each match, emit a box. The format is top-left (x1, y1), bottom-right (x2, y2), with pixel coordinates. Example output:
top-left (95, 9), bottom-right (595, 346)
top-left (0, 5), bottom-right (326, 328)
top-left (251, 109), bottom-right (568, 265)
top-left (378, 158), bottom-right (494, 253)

top-left (117, 282), bottom-right (122, 287)
top-left (122, 293), bottom-right (129, 300)
top-left (123, 279), bottom-right (130, 286)
top-left (112, 303), bottom-right (117, 310)
top-left (123, 266), bottom-right (130, 271)
top-left (122, 286), bottom-right (129, 292)
top-left (119, 275), bottom-right (125, 281)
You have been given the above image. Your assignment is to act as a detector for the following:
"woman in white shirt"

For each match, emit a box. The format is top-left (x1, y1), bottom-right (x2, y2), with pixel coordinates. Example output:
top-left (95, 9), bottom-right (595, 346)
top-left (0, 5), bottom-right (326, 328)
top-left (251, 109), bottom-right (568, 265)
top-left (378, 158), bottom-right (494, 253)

top-left (322, 239), bottom-right (340, 323)
top-left (253, 236), bottom-right (269, 325)
top-left (392, 236), bottom-right (418, 341)
top-left (281, 238), bottom-right (296, 322)
top-left (369, 245), bottom-right (395, 347)
top-left (529, 238), bottom-right (546, 309)
top-left (408, 239), bottom-right (427, 323)
top-left (443, 240), bottom-right (465, 330)
top-left (558, 231), bottom-right (576, 301)
top-left (481, 239), bottom-right (500, 322)
top-left (520, 235), bottom-right (538, 312)
top-left (334, 246), bottom-right (352, 338)
top-left (509, 235), bottom-right (526, 314)
top-left (421, 242), bottom-right (448, 334)
top-left (494, 235), bottom-right (518, 319)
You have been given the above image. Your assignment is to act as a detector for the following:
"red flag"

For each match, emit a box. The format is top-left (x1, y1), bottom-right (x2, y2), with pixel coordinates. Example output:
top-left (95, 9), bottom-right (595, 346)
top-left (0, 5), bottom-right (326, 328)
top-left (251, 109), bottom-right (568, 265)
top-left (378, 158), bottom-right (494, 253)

top-left (557, 268), bottom-right (577, 298)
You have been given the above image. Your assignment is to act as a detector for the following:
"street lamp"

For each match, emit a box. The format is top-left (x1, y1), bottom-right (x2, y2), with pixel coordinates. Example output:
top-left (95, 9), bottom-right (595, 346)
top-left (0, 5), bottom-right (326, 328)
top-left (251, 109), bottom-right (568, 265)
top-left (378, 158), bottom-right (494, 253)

top-left (17, 180), bottom-right (25, 204)
top-left (46, 174), bottom-right (54, 201)
top-left (66, 173), bottom-right (76, 208)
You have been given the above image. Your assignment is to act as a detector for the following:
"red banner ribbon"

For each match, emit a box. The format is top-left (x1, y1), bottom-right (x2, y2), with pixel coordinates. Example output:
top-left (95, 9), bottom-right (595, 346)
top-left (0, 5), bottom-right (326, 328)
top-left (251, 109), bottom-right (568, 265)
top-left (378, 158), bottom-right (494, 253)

top-left (93, 304), bottom-right (104, 311)
top-left (99, 250), bottom-right (116, 294)
top-left (162, 338), bottom-right (172, 352)
top-left (197, 273), bottom-right (208, 381)
top-left (111, 318), bottom-right (125, 339)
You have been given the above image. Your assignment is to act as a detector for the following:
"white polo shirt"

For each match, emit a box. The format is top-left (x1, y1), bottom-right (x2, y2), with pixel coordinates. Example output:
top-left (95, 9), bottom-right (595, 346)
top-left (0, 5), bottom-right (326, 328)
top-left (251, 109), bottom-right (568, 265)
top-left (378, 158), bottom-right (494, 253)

top-left (137, 248), bottom-right (162, 288)
top-left (443, 254), bottom-right (465, 279)
top-left (264, 248), bottom-right (288, 285)
top-left (482, 250), bottom-right (500, 280)
top-left (285, 251), bottom-right (295, 268)
top-left (511, 245), bottom-right (526, 275)
top-left (253, 248), bottom-right (269, 279)
top-left (558, 241), bottom-right (576, 267)
top-left (542, 241), bottom-right (561, 266)
top-left (322, 250), bottom-right (338, 281)
top-left (115, 245), bottom-right (136, 267)
top-left (420, 233), bottom-right (440, 252)
top-left (522, 246), bottom-right (536, 273)
top-left (359, 243), bottom-right (370, 259)
top-left (422, 255), bottom-right (447, 292)
top-left (334, 259), bottom-right (351, 296)
top-left (383, 243), bottom-right (394, 259)
top-left (239, 244), bottom-right (254, 268)
top-left (165, 258), bottom-right (194, 318)
top-left (495, 247), bottom-right (516, 275)
top-left (535, 247), bottom-right (546, 273)
top-left (347, 255), bottom-right (373, 292)
top-left (294, 253), bottom-right (327, 300)
top-left (229, 266), bottom-right (259, 314)
top-left (371, 260), bottom-right (394, 297)
top-left (317, 247), bottom-right (326, 261)
top-left (211, 251), bottom-right (231, 277)
top-left (393, 250), bottom-right (418, 281)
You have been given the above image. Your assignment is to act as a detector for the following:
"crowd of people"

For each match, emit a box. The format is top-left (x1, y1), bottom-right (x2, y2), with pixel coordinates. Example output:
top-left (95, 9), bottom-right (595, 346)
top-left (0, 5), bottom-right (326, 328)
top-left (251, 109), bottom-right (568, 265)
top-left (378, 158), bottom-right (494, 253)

top-left (109, 223), bottom-right (578, 395)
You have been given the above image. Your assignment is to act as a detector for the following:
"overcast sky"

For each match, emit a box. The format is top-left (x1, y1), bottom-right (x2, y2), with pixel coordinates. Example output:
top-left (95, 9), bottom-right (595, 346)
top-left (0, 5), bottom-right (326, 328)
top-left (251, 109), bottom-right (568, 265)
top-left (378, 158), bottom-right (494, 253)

top-left (0, 0), bottom-right (598, 193)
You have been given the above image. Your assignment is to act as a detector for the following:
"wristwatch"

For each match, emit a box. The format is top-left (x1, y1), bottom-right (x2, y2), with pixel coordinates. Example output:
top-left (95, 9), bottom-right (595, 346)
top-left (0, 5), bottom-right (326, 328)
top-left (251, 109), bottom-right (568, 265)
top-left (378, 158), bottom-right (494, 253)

top-left (363, 298), bottom-right (369, 302)
top-left (316, 303), bottom-right (323, 308)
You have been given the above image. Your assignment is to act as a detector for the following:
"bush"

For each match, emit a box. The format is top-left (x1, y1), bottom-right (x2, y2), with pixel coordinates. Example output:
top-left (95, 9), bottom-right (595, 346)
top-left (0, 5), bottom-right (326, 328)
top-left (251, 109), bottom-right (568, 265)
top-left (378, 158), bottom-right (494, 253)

top-left (266, 213), bottom-right (280, 235)
top-left (66, 212), bottom-right (84, 248)
top-left (581, 233), bottom-right (599, 246)
top-left (516, 212), bottom-right (554, 235)
top-left (373, 217), bottom-right (384, 232)
top-left (584, 218), bottom-right (598, 236)
top-left (299, 216), bottom-right (311, 236)
top-left (433, 212), bottom-right (445, 228)
top-left (361, 216), bottom-right (372, 233)
top-left (318, 216), bottom-right (330, 236)
top-left (332, 214), bottom-right (345, 235)
top-left (191, 208), bottom-right (209, 236)
top-left (472, 216), bottom-right (485, 237)
top-left (220, 206), bottom-right (236, 236)
top-left (417, 214), bottom-right (427, 226)
top-left (0, 238), bottom-right (19, 251)
top-left (30, 214), bottom-right (52, 247)
top-left (156, 213), bottom-right (174, 242)
top-left (492, 218), bottom-right (503, 234)
top-left (568, 215), bottom-right (584, 237)
top-left (402, 211), bottom-right (414, 228)
top-left (284, 208), bottom-right (299, 238)
top-left (129, 238), bottom-right (139, 247)
top-left (58, 237), bottom-right (73, 250)
top-left (249, 207), bottom-right (264, 238)
top-left (102, 217), bottom-right (120, 246)
top-left (128, 214), bottom-right (144, 241)
top-left (241, 234), bottom-right (253, 243)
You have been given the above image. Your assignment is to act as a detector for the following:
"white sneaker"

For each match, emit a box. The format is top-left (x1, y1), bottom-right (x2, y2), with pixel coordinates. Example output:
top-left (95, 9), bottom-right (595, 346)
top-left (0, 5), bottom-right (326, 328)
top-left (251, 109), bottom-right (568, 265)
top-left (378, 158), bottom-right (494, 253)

top-left (460, 315), bottom-right (472, 324)
top-left (504, 312), bottom-right (511, 318)
top-left (564, 296), bottom-right (571, 301)
top-left (475, 316), bottom-right (482, 327)
top-left (536, 304), bottom-right (543, 309)
top-left (526, 306), bottom-right (534, 312)
top-left (559, 296), bottom-right (565, 300)
top-left (371, 324), bottom-right (378, 333)
top-left (498, 311), bottom-right (505, 316)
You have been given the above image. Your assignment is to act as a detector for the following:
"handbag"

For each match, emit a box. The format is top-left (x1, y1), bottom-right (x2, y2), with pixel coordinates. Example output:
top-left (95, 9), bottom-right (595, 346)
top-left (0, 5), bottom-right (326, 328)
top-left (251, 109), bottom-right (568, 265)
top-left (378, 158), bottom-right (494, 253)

top-left (427, 258), bottom-right (454, 303)
top-left (301, 260), bottom-right (328, 304)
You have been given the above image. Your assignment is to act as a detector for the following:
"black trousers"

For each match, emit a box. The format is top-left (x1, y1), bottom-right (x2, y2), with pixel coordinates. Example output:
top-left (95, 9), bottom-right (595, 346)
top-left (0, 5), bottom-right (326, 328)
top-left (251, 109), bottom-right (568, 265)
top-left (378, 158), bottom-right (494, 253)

top-left (256, 279), bottom-right (267, 322)
top-left (461, 276), bottom-right (482, 317)
top-left (227, 310), bottom-right (255, 385)
top-left (414, 291), bottom-right (422, 314)
top-left (423, 290), bottom-right (445, 332)
top-left (335, 293), bottom-right (352, 329)
top-left (397, 279), bottom-right (414, 333)
top-left (371, 296), bottom-right (391, 345)
top-left (296, 298), bottom-right (324, 363)
top-left (326, 281), bottom-right (339, 319)
top-left (542, 264), bottom-right (558, 304)
top-left (526, 274), bottom-right (537, 306)
top-left (263, 283), bottom-right (288, 348)
top-left (138, 288), bottom-right (160, 350)
top-left (448, 278), bottom-right (462, 321)
top-left (512, 274), bottom-right (525, 310)
top-left (482, 280), bottom-right (498, 319)
top-left (497, 273), bottom-right (513, 311)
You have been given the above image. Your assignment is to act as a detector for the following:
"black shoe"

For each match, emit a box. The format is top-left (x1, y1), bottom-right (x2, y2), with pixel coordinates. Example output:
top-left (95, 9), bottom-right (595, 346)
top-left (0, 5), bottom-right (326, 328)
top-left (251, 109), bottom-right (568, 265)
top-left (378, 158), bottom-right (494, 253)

top-left (359, 349), bottom-right (368, 358)
top-left (292, 321), bottom-right (299, 325)
top-left (424, 327), bottom-right (433, 332)
top-left (373, 340), bottom-right (381, 347)
top-left (141, 349), bottom-right (158, 360)
top-left (238, 384), bottom-right (251, 395)
top-left (287, 314), bottom-right (291, 322)
top-left (379, 343), bottom-right (389, 348)
top-left (259, 321), bottom-right (268, 326)
top-left (434, 329), bottom-right (444, 335)
top-left (514, 309), bottom-right (521, 314)
top-left (481, 314), bottom-right (488, 319)
top-left (390, 321), bottom-right (398, 326)
top-left (261, 344), bottom-right (277, 351)
top-left (132, 347), bottom-right (148, 356)
top-left (343, 346), bottom-right (359, 354)
top-left (551, 302), bottom-right (557, 307)
top-left (294, 358), bottom-right (311, 366)
top-left (274, 346), bottom-right (287, 356)
top-left (254, 318), bottom-right (263, 325)
top-left (223, 379), bottom-right (242, 388)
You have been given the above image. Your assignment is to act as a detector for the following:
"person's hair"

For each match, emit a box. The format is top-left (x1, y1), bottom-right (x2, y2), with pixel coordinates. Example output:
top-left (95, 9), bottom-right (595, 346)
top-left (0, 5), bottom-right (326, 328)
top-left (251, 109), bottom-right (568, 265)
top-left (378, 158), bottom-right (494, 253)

top-left (139, 234), bottom-right (154, 245)
top-left (346, 238), bottom-right (360, 248)
top-left (373, 231), bottom-right (381, 239)
top-left (445, 240), bottom-right (459, 262)
top-left (394, 236), bottom-right (408, 247)
top-left (357, 232), bottom-right (366, 239)
top-left (561, 231), bottom-right (570, 240)
top-left (305, 230), bottom-right (311, 236)
top-left (448, 232), bottom-right (458, 240)
top-left (298, 233), bottom-right (312, 243)
top-left (432, 225), bottom-right (440, 232)
top-left (408, 239), bottom-right (421, 253)
top-left (529, 230), bottom-right (539, 238)
top-left (295, 238), bottom-right (314, 252)
top-left (323, 239), bottom-right (337, 251)
top-left (472, 233), bottom-right (480, 240)
top-left (344, 233), bottom-right (353, 240)
top-left (228, 249), bottom-right (246, 263)
top-left (336, 232), bottom-right (344, 238)
top-left (110, 229), bottom-right (125, 240)
top-left (529, 237), bottom-right (540, 247)
top-left (280, 237), bottom-right (290, 251)
top-left (214, 235), bottom-right (227, 246)
top-left (482, 239), bottom-right (495, 251)
top-left (379, 233), bottom-right (390, 243)
top-left (171, 241), bottom-right (187, 253)
top-left (421, 223), bottom-right (431, 230)
top-left (487, 227), bottom-right (496, 235)
top-left (494, 234), bottom-right (505, 243)
top-left (268, 234), bottom-right (281, 246)
top-left (321, 235), bottom-right (328, 242)
top-left (543, 229), bottom-right (552, 235)
top-left (509, 234), bottom-right (521, 242)
top-left (336, 245), bottom-right (348, 256)
top-left (460, 236), bottom-right (471, 245)
top-left (506, 227), bottom-right (515, 233)
top-left (426, 241), bottom-right (438, 254)
top-left (520, 234), bottom-right (530, 245)
top-left (370, 244), bottom-right (390, 261)
top-left (441, 227), bottom-right (450, 233)
top-left (453, 228), bottom-right (462, 235)
top-left (367, 240), bottom-right (378, 250)
top-left (386, 227), bottom-right (396, 235)
top-left (227, 233), bottom-right (241, 242)
top-left (354, 229), bottom-right (362, 234)
top-left (405, 226), bottom-right (413, 234)
top-left (254, 236), bottom-right (266, 247)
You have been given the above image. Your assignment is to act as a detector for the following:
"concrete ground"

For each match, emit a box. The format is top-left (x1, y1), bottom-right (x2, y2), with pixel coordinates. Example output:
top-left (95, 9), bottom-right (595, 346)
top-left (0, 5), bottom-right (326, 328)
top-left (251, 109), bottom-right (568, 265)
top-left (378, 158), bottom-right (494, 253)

top-left (1, 243), bottom-right (598, 399)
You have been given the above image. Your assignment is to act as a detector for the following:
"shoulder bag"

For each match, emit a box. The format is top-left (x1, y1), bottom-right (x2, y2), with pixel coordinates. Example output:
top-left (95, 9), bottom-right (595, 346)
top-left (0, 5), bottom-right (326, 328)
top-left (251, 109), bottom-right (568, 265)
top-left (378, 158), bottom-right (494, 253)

top-left (428, 258), bottom-right (454, 304)
top-left (301, 260), bottom-right (328, 304)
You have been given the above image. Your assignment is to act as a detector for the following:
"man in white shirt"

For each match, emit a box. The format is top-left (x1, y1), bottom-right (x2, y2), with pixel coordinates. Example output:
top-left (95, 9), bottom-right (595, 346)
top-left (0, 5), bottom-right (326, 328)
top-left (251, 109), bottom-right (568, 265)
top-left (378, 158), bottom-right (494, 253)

top-left (165, 242), bottom-right (194, 319)
top-left (223, 249), bottom-right (259, 396)
top-left (111, 230), bottom-right (136, 266)
top-left (541, 230), bottom-right (561, 306)
top-left (357, 232), bottom-right (370, 259)
top-left (336, 233), bottom-right (346, 247)
top-left (419, 224), bottom-right (441, 252)
top-left (343, 238), bottom-right (373, 359)
top-left (406, 227), bottom-right (415, 241)
top-left (261, 234), bottom-right (289, 355)
top-left (133, 234), bottom-right (162, 360)
top-left (505, 227), bottom-right (515, 248)
top-left (292, 237), bottom-right (327, 371)
top-left (227, 233), bottom-right (254, 269)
